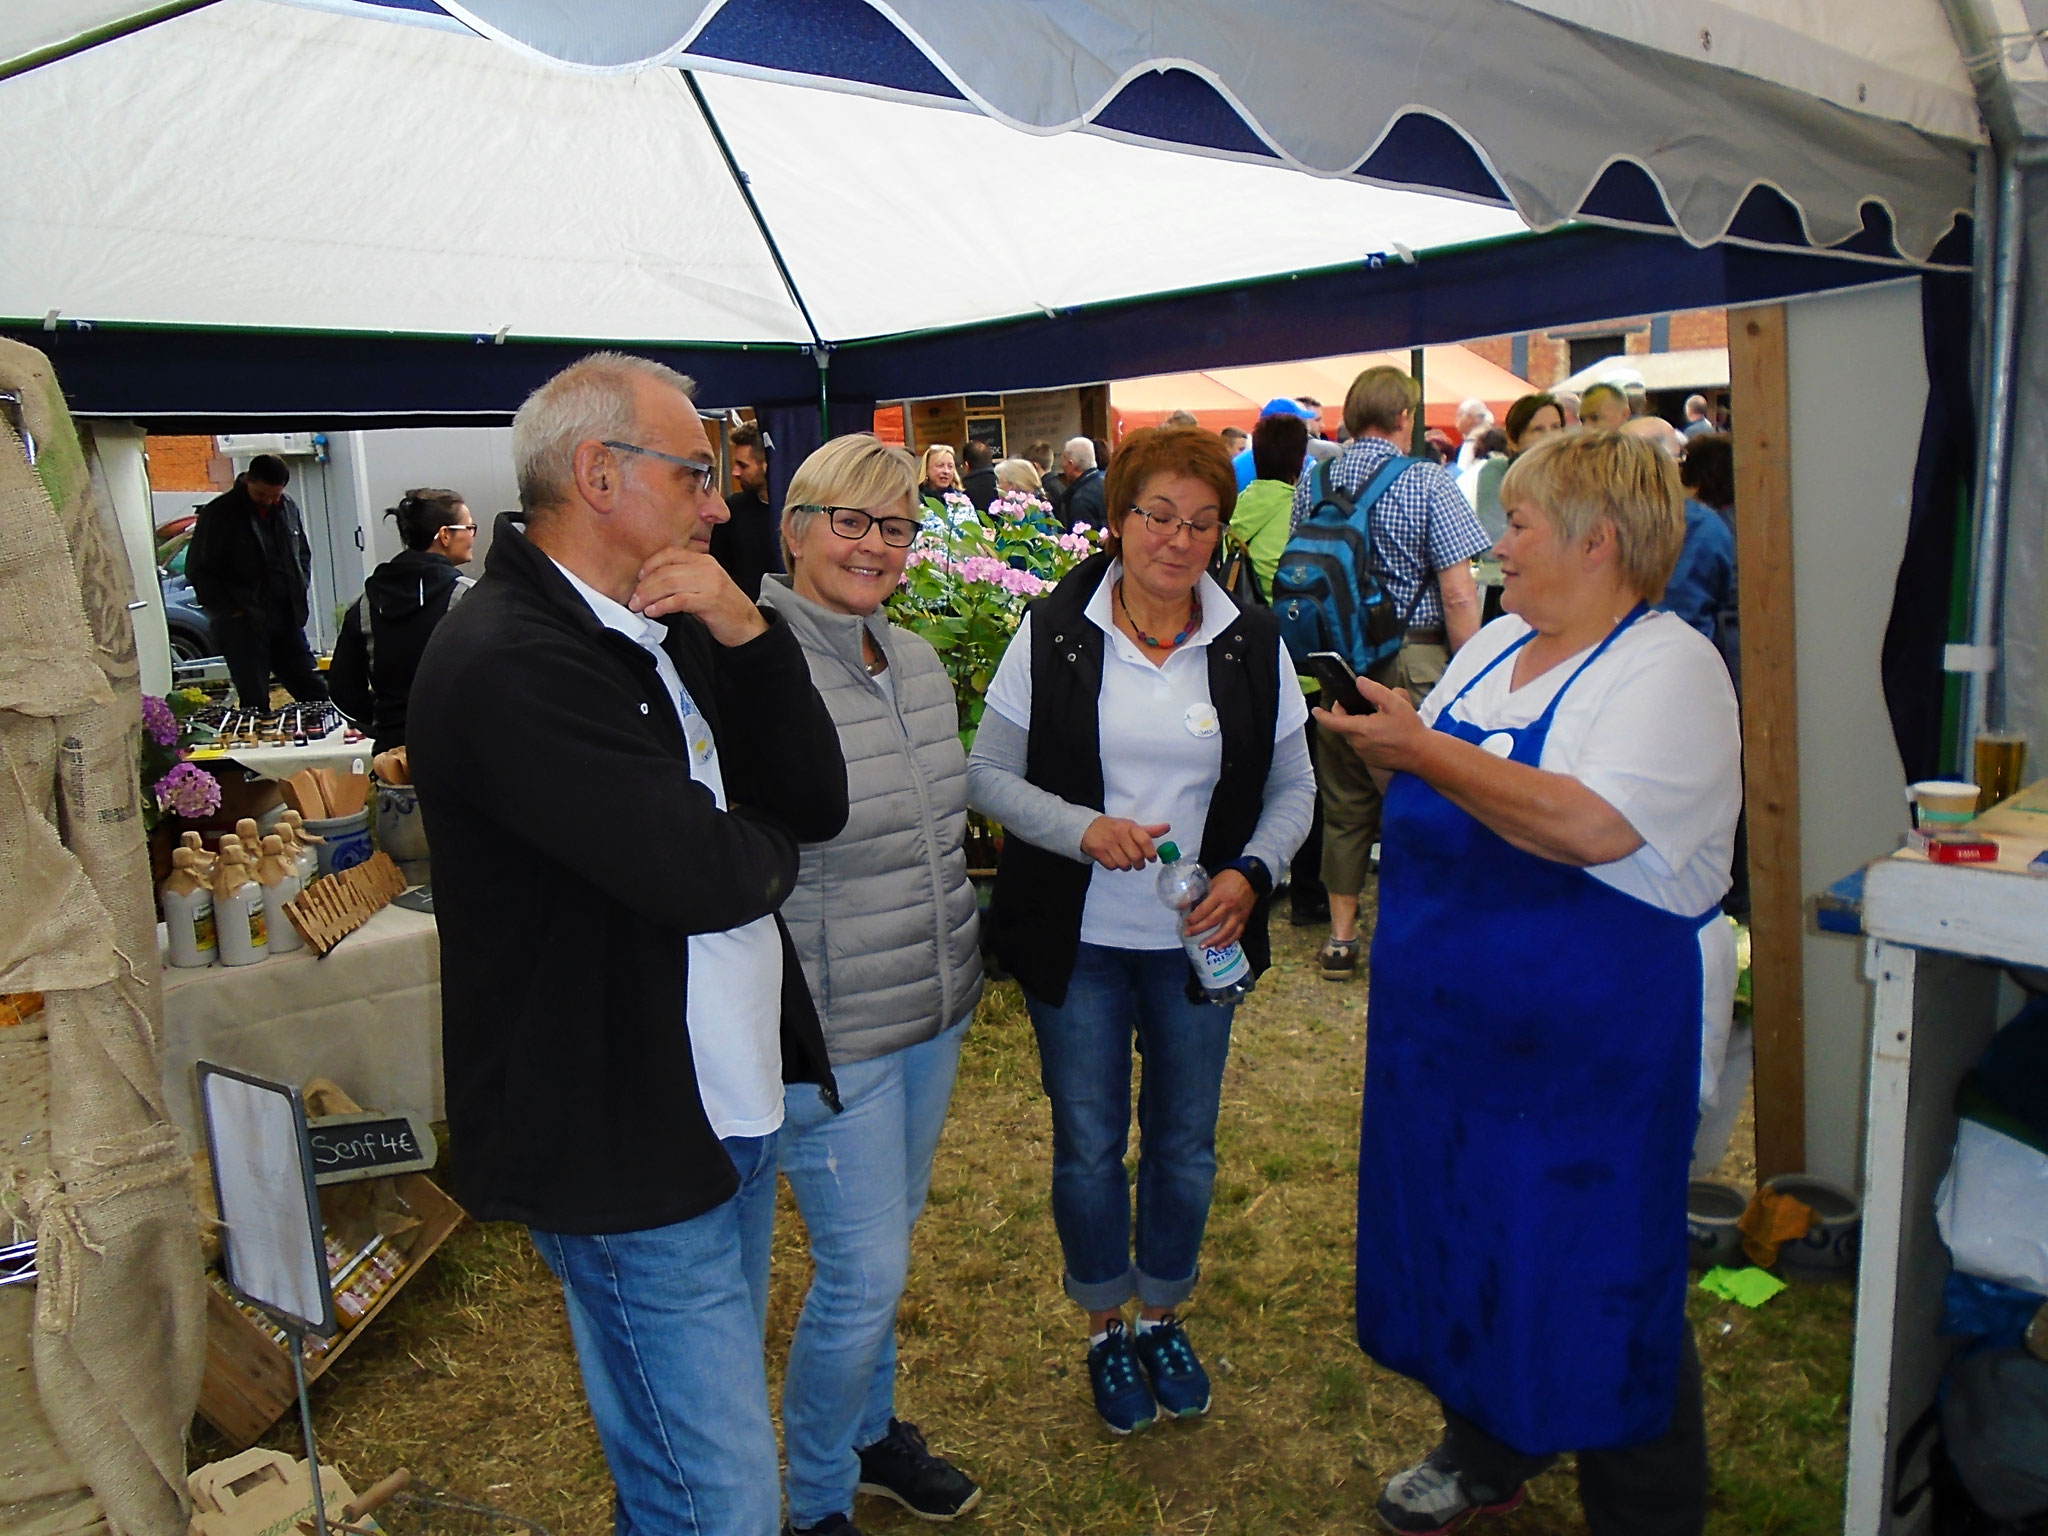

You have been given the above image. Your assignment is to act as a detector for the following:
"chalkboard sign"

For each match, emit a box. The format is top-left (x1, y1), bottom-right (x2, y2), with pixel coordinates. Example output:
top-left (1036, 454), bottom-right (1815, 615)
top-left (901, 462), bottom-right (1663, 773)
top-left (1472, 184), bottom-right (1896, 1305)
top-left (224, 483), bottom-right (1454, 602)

top-left (306, 1111), bottom-right (437, 1186)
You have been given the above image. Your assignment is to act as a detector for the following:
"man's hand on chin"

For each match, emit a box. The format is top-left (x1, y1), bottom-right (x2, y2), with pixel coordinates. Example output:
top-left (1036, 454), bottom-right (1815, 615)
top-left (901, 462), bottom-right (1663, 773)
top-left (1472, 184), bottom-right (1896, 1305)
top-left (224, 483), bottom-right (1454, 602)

top-left (630, 547), bottom-right (769, 647)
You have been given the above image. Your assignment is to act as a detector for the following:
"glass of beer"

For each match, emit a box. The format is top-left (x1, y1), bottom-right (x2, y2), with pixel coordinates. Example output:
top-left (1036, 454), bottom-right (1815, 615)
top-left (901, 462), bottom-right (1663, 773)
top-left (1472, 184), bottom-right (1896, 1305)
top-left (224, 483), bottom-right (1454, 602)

top-left (1974, 730), bottom-right (2028, 812)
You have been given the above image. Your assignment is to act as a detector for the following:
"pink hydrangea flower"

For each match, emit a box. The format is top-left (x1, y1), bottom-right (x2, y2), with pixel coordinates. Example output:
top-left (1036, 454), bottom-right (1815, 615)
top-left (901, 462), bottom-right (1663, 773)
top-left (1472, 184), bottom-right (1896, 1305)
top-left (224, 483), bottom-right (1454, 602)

top-left (153, 760), bottom-right (221, 819)
top-left (141, 694), bottom-right (179, 747)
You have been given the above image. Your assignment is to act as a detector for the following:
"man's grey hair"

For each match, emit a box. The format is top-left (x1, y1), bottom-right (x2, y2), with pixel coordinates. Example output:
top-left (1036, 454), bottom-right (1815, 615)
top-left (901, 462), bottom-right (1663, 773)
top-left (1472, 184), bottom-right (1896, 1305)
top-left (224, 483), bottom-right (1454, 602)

top-left (1062, 435), bottom-right (1097, 471)
top-left (512, 351), bottom-right (697, 514)
top-left (1456, 397), bottom-right (1492, 430)
top-left (1685, 394), bottom-right (1709, 418)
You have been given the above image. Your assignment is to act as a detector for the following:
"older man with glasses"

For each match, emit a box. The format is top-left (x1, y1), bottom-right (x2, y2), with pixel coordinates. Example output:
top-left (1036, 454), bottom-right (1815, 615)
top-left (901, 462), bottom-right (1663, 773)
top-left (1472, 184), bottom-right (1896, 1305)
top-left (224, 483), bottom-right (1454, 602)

top-left (410, 352), bottom-right (849, 1536)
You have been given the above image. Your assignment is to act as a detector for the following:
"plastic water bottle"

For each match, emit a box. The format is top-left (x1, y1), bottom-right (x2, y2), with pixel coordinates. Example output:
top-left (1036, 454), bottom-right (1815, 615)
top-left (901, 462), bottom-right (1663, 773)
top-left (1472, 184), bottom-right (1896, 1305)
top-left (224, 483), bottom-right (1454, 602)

top-left (1155, 841), bottom-right (1255, 1003)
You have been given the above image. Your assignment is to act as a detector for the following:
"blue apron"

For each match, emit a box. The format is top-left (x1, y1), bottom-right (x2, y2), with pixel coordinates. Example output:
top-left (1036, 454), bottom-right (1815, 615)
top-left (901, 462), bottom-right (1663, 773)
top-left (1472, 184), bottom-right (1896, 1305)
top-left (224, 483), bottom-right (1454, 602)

top-left (1356, 607), bottom-right (1709, 1454)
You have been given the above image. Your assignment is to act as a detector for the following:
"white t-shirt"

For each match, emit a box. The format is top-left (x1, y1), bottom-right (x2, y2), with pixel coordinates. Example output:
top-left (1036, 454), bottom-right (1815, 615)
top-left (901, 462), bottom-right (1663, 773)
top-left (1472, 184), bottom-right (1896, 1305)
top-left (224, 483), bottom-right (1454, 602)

top-left (983, 565), bottom-right (1310, 951)
top-left (552, 561), bottom-right (786, 1140)
top-left (1418, 609), bottom-right (1743, 1104)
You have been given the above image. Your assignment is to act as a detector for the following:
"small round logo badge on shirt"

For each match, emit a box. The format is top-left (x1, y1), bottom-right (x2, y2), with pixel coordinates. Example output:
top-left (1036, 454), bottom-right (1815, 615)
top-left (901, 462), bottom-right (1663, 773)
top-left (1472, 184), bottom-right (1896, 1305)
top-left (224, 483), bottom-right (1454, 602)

top-left (1184, 703), bottom-right (1221, 738)
top-left (1480, 731), bottom-right (1516, 758)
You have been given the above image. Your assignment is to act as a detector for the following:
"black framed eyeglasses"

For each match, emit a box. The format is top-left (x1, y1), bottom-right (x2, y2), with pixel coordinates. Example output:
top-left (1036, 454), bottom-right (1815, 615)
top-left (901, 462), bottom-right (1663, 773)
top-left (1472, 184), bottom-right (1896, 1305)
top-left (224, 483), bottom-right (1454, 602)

top-left (601, 440), bottom-right (719, 496)
top-left (811, 506), bottom-right (920, 548)
top-left (1130, 505), bottom-right (1221, 540)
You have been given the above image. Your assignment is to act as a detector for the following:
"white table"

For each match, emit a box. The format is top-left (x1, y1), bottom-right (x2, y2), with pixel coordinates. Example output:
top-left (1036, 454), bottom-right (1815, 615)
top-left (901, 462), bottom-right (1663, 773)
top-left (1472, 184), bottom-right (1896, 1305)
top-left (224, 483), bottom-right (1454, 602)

top-left (187, 726), bottom-right (371, 783)
top-left (1846, 808), bottom-right (2047, 1535)
top-left (159, 903), bottom-right (442, 1149)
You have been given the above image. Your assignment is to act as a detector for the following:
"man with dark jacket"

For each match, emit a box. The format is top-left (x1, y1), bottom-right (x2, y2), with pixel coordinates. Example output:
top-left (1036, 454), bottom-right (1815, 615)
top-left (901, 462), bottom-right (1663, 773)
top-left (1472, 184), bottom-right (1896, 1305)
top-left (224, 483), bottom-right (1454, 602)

top-left (409, 353), bottom-right (849, 1536)
top-left (959, 438), bottom-right (999, 513)
top-left (1059, 436), bottom-right (1106, 530)
top-left (709, 417), bottom-right (782, 600)
top-left (184, 453), bottom-right (329, 707)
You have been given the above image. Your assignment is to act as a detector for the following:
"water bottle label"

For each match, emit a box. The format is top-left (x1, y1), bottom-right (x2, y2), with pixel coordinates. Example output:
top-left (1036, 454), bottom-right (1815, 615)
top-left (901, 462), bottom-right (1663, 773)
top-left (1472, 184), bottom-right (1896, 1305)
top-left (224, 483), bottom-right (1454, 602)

top-left (1197, 940), bottom-right (1251, 988)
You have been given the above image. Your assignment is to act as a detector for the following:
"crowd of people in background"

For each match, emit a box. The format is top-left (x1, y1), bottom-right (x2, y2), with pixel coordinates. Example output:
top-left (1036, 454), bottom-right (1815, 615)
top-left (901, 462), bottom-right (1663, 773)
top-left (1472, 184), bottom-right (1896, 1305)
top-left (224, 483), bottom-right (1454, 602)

top-left (376, 349), bottom-right (1749, 1536)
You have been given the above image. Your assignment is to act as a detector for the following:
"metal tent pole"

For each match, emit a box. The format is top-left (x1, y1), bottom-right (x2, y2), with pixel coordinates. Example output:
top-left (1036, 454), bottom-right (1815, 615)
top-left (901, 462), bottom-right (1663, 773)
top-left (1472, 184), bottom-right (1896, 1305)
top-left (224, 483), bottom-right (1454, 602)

top-left (1938, 0), bottom-right (2036, 755)
top-left (682, 71), bottom-right (833, 436)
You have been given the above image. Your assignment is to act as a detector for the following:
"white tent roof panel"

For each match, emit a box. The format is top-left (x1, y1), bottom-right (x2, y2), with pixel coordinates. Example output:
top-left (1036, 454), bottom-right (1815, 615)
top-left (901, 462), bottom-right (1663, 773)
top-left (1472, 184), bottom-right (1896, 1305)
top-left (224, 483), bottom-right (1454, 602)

top-left (2, 3), bottom-right (809, 341)
top-left (696, 72), bottom-right (1529, 343)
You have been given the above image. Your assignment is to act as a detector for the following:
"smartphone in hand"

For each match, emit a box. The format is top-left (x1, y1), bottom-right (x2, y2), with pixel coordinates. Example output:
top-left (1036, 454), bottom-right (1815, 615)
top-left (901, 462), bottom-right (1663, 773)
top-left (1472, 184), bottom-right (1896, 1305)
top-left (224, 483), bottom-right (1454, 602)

top-left (1304, 651), bottom-right (1373, 715)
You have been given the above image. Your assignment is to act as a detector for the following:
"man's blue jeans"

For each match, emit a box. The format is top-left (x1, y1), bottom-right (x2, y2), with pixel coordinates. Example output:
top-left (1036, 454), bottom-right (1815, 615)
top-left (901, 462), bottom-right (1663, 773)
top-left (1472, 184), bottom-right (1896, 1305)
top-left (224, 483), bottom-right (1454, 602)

top-left (777, 1017), bottom-right (966, 1528)
top-left (531, 1133), bottom-right (781, 1536)
top-left (1024, 944), bottom-right (1236, 1312)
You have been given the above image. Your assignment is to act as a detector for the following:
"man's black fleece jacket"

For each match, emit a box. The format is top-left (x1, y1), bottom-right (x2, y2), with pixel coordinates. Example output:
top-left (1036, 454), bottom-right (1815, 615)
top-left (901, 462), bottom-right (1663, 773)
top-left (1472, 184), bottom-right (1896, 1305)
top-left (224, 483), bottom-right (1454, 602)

top-left (409, 515), bottom-right (849, 1234)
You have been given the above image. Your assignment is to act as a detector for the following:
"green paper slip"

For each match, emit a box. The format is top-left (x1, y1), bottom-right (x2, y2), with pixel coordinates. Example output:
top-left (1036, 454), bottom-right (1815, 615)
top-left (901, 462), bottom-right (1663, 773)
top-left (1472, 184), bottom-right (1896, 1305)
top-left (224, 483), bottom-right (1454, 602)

top-left (1699, 1265), bottom-right (1787, 1308)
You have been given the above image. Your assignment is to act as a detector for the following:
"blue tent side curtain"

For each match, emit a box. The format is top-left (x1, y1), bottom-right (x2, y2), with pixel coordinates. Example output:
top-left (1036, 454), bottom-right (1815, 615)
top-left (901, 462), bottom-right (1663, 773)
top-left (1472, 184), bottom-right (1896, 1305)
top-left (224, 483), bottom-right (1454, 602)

top-left (9, 222), bottom-right (1967, 430)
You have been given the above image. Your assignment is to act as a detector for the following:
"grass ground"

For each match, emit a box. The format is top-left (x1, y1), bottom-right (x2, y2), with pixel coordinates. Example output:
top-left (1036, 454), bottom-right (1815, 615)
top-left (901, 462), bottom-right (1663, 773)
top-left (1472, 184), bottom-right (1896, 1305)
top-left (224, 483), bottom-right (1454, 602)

top-left (199, 911), bottom-right (1853, 1535)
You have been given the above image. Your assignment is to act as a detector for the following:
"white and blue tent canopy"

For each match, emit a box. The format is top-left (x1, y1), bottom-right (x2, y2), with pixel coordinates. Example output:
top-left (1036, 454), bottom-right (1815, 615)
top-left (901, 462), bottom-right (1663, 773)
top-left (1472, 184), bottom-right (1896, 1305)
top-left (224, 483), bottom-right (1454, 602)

top-left (0, 0), bottom-right (2000, 422)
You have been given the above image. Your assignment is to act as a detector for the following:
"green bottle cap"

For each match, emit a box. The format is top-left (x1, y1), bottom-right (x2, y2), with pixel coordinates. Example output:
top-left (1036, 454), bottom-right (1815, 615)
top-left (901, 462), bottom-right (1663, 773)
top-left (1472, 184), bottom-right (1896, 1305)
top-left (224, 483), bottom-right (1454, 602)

top-left (1157, 841), bottom-right (1180, 862)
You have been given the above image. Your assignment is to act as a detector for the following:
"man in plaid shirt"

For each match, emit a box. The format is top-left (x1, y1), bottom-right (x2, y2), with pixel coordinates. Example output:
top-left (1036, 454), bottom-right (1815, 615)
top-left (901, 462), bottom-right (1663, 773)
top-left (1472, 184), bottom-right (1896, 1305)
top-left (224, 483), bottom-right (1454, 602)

top-left (1290, 366), bottom-right (1490, 981)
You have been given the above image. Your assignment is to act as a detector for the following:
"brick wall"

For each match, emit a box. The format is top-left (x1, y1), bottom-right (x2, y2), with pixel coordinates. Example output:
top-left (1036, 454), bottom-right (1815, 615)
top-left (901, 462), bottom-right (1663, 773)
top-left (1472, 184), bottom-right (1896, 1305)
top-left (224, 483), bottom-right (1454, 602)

top-left (146, 435), bottom-right (231, 492)
top-left (1470, 307), bottom-right (1726, 388)
top-left (1669, 309), bottom-right (1729, 351)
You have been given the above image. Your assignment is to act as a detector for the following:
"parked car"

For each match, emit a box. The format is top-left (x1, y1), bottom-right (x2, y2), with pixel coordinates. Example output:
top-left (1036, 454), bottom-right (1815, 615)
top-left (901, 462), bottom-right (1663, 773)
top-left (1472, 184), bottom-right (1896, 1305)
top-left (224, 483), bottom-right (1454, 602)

top-left (160, 567), bottom-right (217, 665)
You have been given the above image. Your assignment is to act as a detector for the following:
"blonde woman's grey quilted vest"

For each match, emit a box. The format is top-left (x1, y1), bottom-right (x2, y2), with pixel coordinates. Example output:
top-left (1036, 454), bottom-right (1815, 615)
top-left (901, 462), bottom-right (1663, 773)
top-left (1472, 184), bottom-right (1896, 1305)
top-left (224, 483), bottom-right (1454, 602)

top-left (758, 577), bottom-right (983, 1065)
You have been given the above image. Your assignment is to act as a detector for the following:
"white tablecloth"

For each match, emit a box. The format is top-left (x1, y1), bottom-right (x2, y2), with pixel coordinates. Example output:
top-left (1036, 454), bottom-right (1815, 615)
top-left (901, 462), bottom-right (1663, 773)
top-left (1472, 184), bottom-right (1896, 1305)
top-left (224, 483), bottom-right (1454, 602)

top-left (187, 726), bottom-right (371, 783)
top-left (160, 903), bottom-right (441, 1149)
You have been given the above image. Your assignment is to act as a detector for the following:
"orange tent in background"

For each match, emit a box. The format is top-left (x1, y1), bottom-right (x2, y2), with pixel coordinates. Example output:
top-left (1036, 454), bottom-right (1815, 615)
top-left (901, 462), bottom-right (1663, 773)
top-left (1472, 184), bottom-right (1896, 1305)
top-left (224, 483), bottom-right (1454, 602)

top-left (1112, 344), bottom-right (1533, 440)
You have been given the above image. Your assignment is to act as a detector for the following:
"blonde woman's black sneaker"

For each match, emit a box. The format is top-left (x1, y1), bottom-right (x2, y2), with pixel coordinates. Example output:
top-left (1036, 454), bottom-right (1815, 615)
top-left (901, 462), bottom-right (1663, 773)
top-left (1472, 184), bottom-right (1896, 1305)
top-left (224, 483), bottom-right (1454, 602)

top-left (855, 1418), bottom-right (981, 1520)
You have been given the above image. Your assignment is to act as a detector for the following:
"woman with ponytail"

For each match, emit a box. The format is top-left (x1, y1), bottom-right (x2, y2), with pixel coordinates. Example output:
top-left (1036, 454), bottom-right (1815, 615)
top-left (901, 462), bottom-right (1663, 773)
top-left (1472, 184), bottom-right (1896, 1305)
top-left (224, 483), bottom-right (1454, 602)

top-left (329, 487), bottom-right (478, 750)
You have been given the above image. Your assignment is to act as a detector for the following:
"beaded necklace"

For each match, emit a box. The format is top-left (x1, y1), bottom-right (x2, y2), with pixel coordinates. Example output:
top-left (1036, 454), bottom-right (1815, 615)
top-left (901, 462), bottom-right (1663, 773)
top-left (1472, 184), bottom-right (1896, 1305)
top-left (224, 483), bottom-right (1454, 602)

top-left (1116, 579), bottom-right (1201, 651)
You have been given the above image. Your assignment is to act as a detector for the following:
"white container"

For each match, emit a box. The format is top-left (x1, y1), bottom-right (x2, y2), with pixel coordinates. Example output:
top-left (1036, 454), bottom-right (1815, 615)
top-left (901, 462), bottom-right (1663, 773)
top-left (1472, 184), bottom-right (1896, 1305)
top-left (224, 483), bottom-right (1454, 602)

top-left (214, 863), bottom-right (270, 967)
top-left (258, 837), bottom-right (305, 954)
top-left (161, 851), bottom-right (217, 968)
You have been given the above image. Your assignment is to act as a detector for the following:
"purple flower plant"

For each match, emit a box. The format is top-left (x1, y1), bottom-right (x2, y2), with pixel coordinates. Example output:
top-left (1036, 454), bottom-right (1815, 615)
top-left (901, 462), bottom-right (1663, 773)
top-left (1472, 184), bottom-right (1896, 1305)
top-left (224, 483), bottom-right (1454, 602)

top-left (153, 760), bottom-right (222, 820)
top-left (141, 693), bottom-right (179, 747)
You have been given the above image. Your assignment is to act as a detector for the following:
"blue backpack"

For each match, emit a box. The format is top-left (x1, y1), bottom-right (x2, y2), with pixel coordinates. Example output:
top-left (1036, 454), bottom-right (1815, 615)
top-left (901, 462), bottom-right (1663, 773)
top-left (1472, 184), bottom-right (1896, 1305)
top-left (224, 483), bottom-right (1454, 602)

top-left (1271, 452), bottom-right (1423, 675)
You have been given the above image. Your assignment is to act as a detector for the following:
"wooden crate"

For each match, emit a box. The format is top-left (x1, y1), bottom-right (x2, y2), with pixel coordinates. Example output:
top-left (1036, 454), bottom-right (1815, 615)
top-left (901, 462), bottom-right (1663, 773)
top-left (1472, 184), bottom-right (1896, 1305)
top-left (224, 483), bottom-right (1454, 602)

top-left (197, 1172), bottom-right (465, 1449)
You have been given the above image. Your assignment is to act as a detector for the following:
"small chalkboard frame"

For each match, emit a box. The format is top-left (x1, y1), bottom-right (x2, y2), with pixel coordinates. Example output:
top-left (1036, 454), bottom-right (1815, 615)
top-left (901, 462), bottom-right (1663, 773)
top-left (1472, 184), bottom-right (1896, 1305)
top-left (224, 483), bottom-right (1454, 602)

top-left (306, 1110), bottom-right (438, 1186)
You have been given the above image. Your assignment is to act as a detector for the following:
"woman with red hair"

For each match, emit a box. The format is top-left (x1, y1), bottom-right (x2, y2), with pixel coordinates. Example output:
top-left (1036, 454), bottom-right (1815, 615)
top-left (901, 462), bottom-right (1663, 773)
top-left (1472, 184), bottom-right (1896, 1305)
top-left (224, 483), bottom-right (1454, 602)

top-left (968, 427), bottom-right (1315, 1435)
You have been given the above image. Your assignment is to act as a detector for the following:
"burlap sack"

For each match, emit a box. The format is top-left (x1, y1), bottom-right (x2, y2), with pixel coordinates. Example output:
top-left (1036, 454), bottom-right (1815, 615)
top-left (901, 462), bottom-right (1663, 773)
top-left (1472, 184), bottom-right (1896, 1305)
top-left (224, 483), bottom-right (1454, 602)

top-left (0, 344), bottom-right (110, 719)
top-left (0, 337), bottom-right (202, 1536)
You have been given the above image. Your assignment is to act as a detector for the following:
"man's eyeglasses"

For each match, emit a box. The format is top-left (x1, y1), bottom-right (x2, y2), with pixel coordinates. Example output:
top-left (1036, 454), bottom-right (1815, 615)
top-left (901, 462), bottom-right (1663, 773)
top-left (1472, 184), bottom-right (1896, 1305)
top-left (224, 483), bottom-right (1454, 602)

top-left (601, 440), bottom-right (720, 496)
top-left (811, 506), bottom-right (920, 548)
top-left (1130, 505), bottom-right (1221, 540)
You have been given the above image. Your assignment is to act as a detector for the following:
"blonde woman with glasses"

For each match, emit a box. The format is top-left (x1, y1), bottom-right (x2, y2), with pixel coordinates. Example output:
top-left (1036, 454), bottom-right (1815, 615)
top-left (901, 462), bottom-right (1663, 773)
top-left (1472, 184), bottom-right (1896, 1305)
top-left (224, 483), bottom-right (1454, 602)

top-left (759, 434), bottom-right (984, 1535)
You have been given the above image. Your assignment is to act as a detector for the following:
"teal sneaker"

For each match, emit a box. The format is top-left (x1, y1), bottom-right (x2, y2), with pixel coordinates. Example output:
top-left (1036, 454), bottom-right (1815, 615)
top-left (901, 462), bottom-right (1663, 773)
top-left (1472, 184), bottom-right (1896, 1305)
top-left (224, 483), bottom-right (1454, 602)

top-left (1132, 1314), bottom-right (1212, 1417)
top-left (1086, 1321), bottom-right (1157, 1434)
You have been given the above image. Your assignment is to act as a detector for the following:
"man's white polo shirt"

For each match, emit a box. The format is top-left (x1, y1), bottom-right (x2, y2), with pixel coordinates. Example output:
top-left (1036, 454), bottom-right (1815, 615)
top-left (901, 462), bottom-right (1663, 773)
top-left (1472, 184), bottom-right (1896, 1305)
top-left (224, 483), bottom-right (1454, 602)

top-left (551, 560), bottom-right (784, 1141)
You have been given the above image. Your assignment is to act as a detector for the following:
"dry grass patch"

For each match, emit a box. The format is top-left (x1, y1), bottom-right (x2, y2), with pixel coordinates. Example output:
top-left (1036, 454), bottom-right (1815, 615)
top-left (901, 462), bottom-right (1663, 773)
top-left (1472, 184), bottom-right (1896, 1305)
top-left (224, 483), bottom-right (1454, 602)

top-left (197, 909), bottom-right (1850, 1535)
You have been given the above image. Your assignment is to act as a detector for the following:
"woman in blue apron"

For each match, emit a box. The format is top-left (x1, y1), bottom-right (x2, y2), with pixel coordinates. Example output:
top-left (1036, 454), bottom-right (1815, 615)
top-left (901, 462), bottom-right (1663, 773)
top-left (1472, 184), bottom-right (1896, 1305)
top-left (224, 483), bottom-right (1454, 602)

top-left (1318, 430), bottom-right (1742, 1536)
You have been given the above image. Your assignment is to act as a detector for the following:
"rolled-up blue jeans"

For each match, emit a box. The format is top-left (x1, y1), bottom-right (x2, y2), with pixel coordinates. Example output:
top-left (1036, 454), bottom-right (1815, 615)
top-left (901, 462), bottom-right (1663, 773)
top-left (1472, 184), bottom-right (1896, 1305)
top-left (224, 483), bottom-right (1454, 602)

top-left (778, 1016), bottom-right (967, 1528)
top-left (1024, 943), bottom-right (1236, 1312)
top-left (530, 1132), bottom-right (782, 1536)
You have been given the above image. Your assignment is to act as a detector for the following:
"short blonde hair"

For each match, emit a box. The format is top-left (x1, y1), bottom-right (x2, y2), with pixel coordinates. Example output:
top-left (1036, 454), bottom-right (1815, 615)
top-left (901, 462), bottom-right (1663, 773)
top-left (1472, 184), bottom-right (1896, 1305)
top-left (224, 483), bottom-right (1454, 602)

top-left (995, 457), bottom-right (1042, 494)
top-left (1498, 429), bottom-right (1686, 601)
top-left (1343, 365), bottom-right (1421, 437)
top-left (783, 435), bottom-right (919, 557)
top-left (918, 444), bottom-right (956, 483)
top-left (512, 351), bottom-right (695, 514)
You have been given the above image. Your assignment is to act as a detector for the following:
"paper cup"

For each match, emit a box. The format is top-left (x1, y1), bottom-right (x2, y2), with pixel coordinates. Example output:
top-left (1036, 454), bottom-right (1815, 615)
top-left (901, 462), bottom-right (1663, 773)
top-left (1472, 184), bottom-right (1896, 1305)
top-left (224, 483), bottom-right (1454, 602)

top-left (1907, 779), bottom-right (1981, 828)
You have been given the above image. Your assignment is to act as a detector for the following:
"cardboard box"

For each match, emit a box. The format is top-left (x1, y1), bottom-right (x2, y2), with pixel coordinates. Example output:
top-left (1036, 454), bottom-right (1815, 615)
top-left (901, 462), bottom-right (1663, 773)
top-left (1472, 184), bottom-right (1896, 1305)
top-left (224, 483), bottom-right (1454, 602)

top-left (196, 1172), bottom-right (464, 1450)
top-left (188, 1448), bottom-right (359, 1536)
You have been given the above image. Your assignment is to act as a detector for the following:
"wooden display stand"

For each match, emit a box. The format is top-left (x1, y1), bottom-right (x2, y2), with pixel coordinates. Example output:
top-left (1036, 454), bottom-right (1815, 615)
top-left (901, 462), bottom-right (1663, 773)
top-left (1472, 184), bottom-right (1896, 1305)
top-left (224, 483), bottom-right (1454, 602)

top-left (197, 1172), bottom-right (464, 1449)
top-left (1844, 777), bottom-right (2048, 1535)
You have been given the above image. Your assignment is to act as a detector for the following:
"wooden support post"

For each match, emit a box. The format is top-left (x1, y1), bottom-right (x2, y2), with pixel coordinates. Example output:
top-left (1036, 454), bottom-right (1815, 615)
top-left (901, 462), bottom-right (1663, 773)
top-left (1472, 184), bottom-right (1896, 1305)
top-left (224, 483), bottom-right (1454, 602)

top-left (1730, 303), bottom-right (1806, 1181)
